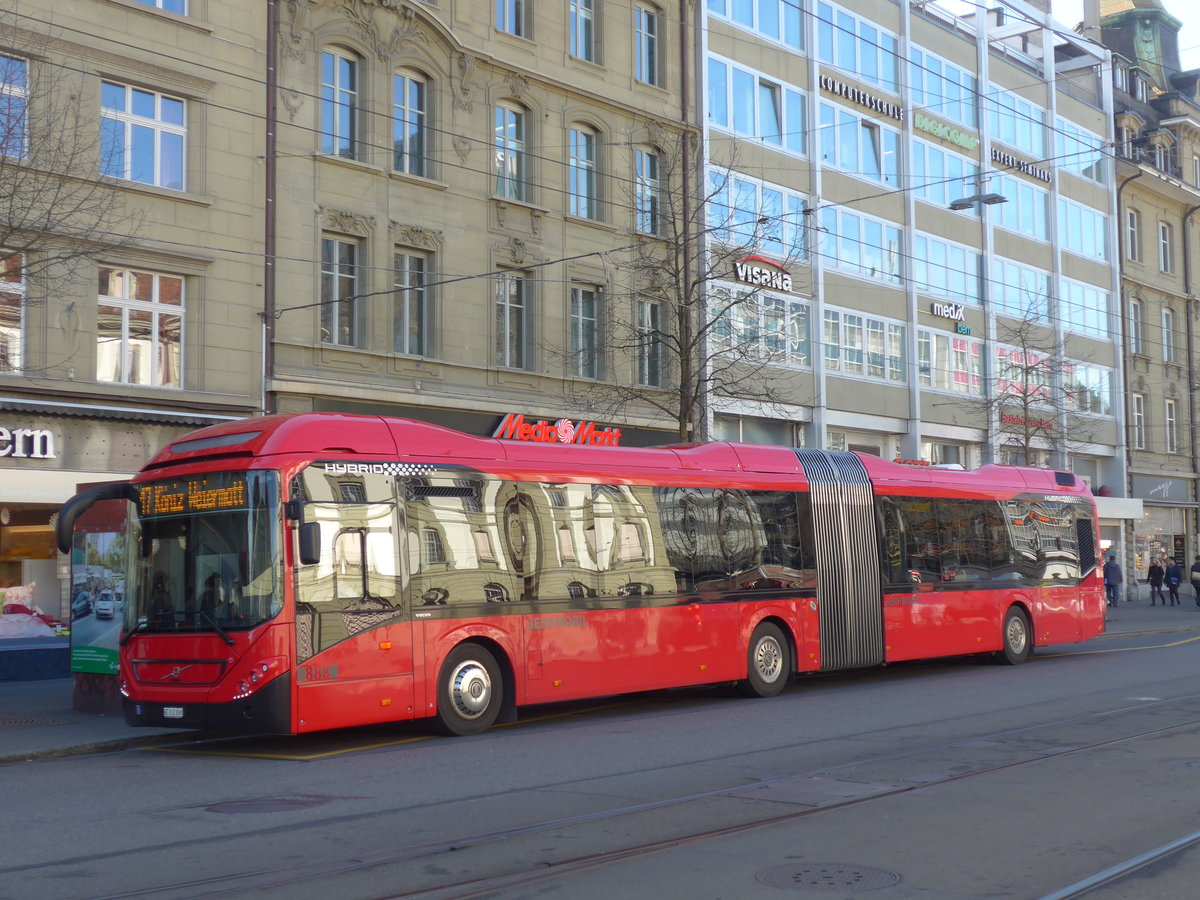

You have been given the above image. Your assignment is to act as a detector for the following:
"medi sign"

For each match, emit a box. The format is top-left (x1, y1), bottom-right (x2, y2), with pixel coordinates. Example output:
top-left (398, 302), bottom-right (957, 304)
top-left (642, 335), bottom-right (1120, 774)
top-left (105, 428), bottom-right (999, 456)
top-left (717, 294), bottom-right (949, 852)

top-left (494, 413), bottom-right (622, 447)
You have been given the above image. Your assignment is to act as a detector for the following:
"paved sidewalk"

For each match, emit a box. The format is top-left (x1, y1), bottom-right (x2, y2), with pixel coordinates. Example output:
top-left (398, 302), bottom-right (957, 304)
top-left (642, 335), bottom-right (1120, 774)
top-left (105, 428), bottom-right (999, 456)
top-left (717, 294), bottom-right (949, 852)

top-left (1, 600), bottom-right (1197, 765)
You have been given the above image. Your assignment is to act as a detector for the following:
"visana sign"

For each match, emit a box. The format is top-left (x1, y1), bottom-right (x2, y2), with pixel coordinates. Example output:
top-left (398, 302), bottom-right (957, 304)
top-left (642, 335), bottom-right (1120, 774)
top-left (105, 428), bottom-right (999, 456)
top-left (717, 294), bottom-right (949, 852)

top-left (494, 414), bottom-right (622, 447)
top-left (734, 256), bottom-right (792, 292)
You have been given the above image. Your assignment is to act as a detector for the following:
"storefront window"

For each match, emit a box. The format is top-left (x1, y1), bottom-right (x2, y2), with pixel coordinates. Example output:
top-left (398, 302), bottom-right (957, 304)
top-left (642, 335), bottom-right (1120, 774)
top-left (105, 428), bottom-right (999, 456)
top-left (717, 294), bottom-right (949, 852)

top-left (1134, 506), bottom-right (1186, 579)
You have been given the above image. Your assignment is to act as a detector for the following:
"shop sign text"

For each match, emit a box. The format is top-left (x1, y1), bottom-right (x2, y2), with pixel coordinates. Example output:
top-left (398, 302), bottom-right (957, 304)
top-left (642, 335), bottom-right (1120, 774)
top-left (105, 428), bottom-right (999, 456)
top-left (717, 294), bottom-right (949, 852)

top-left (0, 426), bottom-right (55, 459)
top-left (914, 112), bottom-right (979, 150)
top-left (734, 256), bottom-right (792, 292)
top-left (494, 414), bottom-right (622, 447)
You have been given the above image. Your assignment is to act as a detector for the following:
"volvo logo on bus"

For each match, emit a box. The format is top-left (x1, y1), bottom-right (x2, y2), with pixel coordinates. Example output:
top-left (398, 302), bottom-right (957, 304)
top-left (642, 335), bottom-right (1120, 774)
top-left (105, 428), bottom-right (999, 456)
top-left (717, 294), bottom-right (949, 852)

top-left (734, 256), bottom-right (792, 292)
top-left (494, 413), bottom-right (622, 447)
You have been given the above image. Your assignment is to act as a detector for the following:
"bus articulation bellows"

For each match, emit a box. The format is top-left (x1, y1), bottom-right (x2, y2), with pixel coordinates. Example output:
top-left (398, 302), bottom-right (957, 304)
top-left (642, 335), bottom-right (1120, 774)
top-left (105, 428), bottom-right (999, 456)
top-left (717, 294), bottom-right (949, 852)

top-left (56, 413), bottom-right (1105, 737)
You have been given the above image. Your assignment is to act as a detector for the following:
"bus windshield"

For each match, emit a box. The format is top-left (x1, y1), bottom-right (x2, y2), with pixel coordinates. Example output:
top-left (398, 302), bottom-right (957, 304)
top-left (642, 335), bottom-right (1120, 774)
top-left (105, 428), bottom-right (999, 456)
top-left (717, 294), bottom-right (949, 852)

top-left (125, 471), bottom-right (282, 636)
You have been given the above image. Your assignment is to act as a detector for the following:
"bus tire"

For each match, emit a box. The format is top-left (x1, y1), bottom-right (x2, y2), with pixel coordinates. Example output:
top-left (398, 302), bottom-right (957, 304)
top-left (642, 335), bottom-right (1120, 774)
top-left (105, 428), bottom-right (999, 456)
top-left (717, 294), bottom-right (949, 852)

top-left (995, 607), bottom-right (1032, 665)
top-left (738, 622), bottom-right (790, 698)
top-left (436, 643), bottom-right (503, 736)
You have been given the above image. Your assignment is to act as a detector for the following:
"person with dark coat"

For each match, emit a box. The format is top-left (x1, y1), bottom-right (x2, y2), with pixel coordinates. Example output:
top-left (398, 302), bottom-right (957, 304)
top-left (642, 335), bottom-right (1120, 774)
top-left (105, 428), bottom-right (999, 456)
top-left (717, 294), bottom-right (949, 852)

top-left (1166, 560), bottom-right (1183, 606)
top-left (1148, 559), bottom-right (1166, 606)
top-left (1103, 555), bottom-right (1123, 607)
top-left (1190, 556), bottom-right (1200, 606)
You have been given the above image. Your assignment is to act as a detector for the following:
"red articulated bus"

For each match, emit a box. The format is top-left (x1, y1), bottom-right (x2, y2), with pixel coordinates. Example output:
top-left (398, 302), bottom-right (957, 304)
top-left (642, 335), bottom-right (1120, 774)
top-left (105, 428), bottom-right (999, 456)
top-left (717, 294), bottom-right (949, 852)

top-left (56, 413), bottom-right (1106, 737)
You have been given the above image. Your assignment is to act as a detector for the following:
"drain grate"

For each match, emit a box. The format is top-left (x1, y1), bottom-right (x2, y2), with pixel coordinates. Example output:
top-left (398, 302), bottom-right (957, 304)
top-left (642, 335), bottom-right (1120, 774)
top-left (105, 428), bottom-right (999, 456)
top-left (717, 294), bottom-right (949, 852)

top-left (756, 863), bottom-right (900, 893)
top-left (0, 714), bottom-right (70, 730)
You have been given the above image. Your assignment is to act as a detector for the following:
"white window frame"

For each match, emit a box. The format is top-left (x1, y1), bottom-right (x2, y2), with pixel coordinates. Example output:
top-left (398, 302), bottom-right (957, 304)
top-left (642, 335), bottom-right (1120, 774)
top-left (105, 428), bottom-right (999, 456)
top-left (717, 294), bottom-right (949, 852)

top-left (320, 50), bottom-right (358, 159)
top-left (1159, 221), bottom-right (1173, 272)
top-left (570, 0), bottom-right (595, 62)
top-left (96, 266), bottom-right (184, 388)
top-left (136, 0), bottom-right (186, 10)
top-left (1163, 307), bottom-right (1176, 363)
top-left (393, 249), bottom-right (429, 356)
top-left (1129, 297), bottom-right (1144, 355)
top-left (1165, 399), bottom-right (1178, 454)
top-left (392, 70), bottom-right (427, 176)
top-left (634, 147), bottom-right (661, 234)
top-left (0, 251), bottom-right (24, 371)
top-left (494, 104), bottom-right (527, 201)
top-left (496, 270), bottom-right (530, 369)
top-left (321, 236), bottom-right (360, 347)
top-left (568, 126), bottom-right (597, 219)
top-left (0, 55), bottom-right (28, 159)
top-left (637, 298), bottom-right (664, 387)
top-left (1132, 393), bottom-right (1146, 450)
top-left (496, 0), bottom-right (526, 37)
top-left (634, 6), bottom-right (660, 86)
top-left (100, 81), bottom-right (186, 190)
top-left (570, 285), bottom-right (601, 379)
top-left (1125, 208), bottom-right (1140, 261)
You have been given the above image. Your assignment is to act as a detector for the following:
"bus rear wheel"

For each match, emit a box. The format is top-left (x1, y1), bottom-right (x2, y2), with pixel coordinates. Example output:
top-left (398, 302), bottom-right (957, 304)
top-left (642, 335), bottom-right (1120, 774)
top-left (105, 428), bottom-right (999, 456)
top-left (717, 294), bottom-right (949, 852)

top-left (995, 607), bottom-right (1032, 665)
top-left (436, 644), bottom-right (503, 736)
top-left (738, 622), bottom-right (790, 697)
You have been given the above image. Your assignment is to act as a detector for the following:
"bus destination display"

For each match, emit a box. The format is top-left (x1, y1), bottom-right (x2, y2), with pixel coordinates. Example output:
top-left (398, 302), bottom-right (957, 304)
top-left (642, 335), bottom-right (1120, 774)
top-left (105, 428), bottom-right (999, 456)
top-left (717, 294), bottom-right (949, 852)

top-left (140, 473), bottom-right (248, 517)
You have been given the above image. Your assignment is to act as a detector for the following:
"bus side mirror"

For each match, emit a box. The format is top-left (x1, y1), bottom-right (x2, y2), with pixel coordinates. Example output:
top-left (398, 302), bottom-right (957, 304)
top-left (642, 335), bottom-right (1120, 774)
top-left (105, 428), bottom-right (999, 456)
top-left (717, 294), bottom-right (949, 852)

top-left (298, 522), bottom-right (321, 566)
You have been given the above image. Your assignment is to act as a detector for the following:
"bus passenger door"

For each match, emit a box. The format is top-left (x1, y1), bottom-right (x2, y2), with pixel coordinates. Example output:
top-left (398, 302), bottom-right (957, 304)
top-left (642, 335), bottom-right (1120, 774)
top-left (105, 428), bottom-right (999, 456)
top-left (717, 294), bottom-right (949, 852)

top-left (293, 467), bottom-right (413, 731)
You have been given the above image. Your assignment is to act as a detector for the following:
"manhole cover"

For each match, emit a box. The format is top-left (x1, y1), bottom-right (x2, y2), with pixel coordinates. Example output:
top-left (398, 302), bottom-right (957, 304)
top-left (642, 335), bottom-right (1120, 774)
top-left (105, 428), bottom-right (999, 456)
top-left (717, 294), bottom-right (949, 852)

top-left (206, 796), bottom-right (332, 814)
top-left (756, 863), bottom-right (900, 892)
top-left (0, 714), bottom-right (70, 729)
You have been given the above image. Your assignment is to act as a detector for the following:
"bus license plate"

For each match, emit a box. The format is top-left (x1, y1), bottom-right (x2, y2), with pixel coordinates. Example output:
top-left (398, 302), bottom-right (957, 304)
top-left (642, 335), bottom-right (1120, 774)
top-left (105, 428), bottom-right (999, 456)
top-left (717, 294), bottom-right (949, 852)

top-left (163, 707), bottom-right (184, 719)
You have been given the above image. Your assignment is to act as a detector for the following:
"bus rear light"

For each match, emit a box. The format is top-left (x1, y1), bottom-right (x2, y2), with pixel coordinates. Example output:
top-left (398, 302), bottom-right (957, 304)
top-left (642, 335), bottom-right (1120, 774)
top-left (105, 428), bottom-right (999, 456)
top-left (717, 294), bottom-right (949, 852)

top-left (119, 677), bottom-right (130, 698)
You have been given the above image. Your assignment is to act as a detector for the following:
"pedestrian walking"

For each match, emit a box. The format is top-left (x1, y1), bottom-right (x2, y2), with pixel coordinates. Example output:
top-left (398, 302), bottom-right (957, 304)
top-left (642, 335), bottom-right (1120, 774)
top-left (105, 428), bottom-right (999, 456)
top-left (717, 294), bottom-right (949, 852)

top-left (1166, 559), bottom-right (1183, 606)
top-left (1103, 555), bottom-right (1123, 607)
top-left (1190, 556), bottom-right (1200, 606)
top-left (1148, 558), bottom-right (1166, 606)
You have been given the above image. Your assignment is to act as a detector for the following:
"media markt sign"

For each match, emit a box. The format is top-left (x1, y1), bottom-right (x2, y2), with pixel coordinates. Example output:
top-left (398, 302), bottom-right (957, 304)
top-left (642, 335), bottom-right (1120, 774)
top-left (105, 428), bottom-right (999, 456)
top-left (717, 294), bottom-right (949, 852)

top-left (494, 413), bottom-right (622, 447)
top-left (733, 256), bottom-right (792, 292)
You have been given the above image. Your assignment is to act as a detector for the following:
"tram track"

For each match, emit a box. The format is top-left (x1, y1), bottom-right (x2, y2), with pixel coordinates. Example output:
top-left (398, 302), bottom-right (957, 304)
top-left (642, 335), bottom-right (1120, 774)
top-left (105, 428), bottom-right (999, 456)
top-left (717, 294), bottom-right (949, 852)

top-left (68, 694), bottom-right (1200, 900)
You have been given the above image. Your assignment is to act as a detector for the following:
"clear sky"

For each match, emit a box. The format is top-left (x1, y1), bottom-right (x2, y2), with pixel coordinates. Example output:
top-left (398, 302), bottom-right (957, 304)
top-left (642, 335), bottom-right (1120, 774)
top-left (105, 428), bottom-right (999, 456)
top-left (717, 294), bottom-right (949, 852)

top-left (1052, 0), bottom-right (1200, 72)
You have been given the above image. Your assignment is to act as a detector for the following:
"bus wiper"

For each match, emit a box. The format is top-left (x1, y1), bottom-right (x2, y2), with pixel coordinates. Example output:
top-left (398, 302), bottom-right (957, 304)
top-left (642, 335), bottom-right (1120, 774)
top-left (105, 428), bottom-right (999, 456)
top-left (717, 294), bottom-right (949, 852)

top-left (199, 610), bottom-right (235, 646)
top-left (119, 620), bottom-right (149, 646)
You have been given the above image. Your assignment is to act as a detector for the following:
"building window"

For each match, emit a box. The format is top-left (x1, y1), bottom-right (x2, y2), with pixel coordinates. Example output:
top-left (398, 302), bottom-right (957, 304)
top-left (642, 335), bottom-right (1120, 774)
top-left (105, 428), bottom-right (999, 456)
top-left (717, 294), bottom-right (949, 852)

top-left (1117, 126), bottom-right (1134, 158)
top-left (494, 104), bottom-right (527, 201)
top-left (707, 169), bottom-right (808, 261)
top-left (0, 55), bottom-right (27, 158)
top-left (1159, 222), bottom-right (1173, 272)
top-left (819, 102), bottom-right (900, 186)
top-left (320, 51), bottom-right (358, 159)
top-left (96, 266), bottom-right (183, 388)
top-left (570, 0), bottom-right (595, 61)
top-left (1166, 399), bottom-right (1178, 453)
top-left (393, 71), bottom-right (426, 176)
top-left (634, 148), bottom-right (661, 234)
top-left (568, 126), bottom-right (597, 219)
top-left (0, 252), bottom-right (23, 371)
top-left (708, 57), bottom-right (806, 155)
top-left (819, 2), bottom-right (900, 92)
top-left (393, 251), bottom-right (429, 356)
top-left (320, 237), bottom-right (359, 346)
top-left (1193, 154), bottom-right (1200, 187)
top-left (634, 6), bottom-right (660, 86)
top-left (1114, 64), bottom-right (1128, 93)
top-left (637, 298), bottom-right (664, 386)
top-left (712, 287), bottom-right (811, 367)
top-left (496, 270), bottom-right (529, 369)
top-left (1125, 208), bottom-right (1141, 261)
top-left (100, 82), bottom-right (185, 190)
top-left (1129, 297), bottom-right (1143, 355)
top-left (910, 47), bottom-right (976, 125)
top-left (496, 0), bottom-right (526, 37)
top-left (1134, 76), bottom-right (1149, 103)
top-left (824, 308), bottom-right (905, 384)
top-left (136, 0), bottom-right (186, 11)
top-left (570, 285), bottom-right (601, 379)
top-left (708, 0), bottom-right (802, 50)
top-left (819, 207), bottom-right (903, 283)
top-left (1132, 393), bottom-right (1146, 450)
top-left (1163, 308), bottom-right (1176, 363)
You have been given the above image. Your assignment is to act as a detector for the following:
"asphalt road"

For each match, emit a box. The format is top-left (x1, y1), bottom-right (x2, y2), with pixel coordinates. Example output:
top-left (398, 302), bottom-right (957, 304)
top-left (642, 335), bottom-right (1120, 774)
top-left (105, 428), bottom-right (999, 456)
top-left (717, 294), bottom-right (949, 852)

top-left (4, 628), bottom-right (1200, 900)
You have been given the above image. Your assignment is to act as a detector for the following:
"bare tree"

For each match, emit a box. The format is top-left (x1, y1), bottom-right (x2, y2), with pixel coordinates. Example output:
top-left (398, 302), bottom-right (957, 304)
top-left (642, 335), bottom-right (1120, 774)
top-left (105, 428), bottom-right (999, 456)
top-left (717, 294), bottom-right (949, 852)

top-left (562, 131), bottom-right (812, 442)
top-left (0, 16), bottom-right (142, 371)
top-left (939, 310), bottom-right (1105, 467)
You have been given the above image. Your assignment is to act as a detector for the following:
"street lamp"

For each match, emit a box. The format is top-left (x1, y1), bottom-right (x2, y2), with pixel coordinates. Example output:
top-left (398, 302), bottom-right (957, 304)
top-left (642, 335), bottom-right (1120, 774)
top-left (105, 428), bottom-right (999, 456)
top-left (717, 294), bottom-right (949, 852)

top-left (948, 192), bottom-right (1007, 211)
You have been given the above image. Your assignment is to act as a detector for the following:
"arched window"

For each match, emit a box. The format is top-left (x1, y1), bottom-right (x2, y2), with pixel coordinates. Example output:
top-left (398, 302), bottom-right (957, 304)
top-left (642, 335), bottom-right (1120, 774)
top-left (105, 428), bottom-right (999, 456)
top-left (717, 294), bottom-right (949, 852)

top-left (321, 49), bottom-right (360, 159)
top-left (393, 69), bottom-right (427, 175)
top-left (494, 103), bottom-right (527, 200)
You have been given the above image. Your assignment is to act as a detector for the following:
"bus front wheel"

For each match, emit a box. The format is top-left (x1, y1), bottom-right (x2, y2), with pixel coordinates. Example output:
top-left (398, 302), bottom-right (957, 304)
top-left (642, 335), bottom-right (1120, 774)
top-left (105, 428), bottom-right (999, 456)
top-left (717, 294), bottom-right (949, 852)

top-left (995, 607), bottom-right (1032, 665)
top-left (436, 643), bottom-right (503, 736)
top-left (738, 622), bottom-right (790, 698)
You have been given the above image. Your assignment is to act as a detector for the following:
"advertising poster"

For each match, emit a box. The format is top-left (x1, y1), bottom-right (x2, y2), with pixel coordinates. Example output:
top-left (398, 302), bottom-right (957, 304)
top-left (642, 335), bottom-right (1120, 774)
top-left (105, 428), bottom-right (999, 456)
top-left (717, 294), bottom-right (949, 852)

top-left (70, 490), bottom-right (127, 675)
